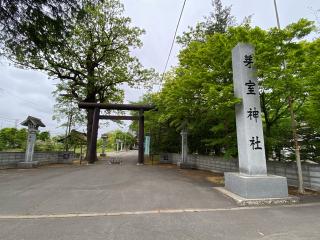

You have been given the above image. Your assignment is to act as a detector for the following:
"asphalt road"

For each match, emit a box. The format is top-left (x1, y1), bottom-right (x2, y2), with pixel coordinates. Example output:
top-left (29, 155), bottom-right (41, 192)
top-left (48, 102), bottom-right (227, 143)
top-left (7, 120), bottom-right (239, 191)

top-left (0, 151), bottom-right (319, 240)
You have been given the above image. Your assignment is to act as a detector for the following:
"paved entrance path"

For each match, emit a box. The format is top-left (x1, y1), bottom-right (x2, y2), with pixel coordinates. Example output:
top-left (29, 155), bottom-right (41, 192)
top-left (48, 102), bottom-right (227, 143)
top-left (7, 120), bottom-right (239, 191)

top-left (0, 151), bottom-right (319, 239)
top-left (0, 151), bottom-right (234, 215)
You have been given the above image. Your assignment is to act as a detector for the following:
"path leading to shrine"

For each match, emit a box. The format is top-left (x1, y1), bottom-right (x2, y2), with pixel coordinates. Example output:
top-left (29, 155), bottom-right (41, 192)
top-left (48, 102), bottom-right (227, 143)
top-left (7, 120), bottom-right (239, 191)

top-left (0, 151), bottom-right (319, 239)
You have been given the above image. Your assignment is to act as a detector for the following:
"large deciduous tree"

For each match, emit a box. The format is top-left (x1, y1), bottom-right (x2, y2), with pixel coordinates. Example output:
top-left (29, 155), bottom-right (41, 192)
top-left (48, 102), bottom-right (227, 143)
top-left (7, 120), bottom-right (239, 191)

top-left (177, 0), bottom-right (235, 47)
top-left (0, 0), bottom-right (79, 52)
top-left (0, 0), bottom-right (154, 162)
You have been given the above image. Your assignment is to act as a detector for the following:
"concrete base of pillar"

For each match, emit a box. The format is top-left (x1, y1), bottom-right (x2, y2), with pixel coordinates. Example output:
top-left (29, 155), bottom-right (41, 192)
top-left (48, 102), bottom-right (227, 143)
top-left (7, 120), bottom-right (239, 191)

top-left (214, 187), bottom-right (299, 206)
top-left (17, 161), bottom-right (39, 169)
top-left (224, 172), bottom-right (289, 199)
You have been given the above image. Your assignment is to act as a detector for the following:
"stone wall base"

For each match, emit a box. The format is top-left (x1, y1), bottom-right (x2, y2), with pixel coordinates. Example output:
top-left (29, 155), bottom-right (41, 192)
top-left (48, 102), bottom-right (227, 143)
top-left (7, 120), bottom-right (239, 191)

top-left (224, 172), bottom-right (288, 199)
top-left (17, 161), bottom-right (39, 169)
top-left (178, 162), bottom-right (197, 169)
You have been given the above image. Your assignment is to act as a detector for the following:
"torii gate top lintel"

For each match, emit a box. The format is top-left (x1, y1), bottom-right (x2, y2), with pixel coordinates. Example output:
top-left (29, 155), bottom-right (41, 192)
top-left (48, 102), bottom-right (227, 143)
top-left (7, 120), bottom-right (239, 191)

top-left (78, 102), bottom-right (155, 111)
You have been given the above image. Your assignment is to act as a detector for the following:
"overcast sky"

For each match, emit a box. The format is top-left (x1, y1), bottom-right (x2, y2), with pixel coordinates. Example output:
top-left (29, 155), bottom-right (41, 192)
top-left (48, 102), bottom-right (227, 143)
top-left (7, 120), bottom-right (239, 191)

top-left (0, 0), bottom-right (319, 136)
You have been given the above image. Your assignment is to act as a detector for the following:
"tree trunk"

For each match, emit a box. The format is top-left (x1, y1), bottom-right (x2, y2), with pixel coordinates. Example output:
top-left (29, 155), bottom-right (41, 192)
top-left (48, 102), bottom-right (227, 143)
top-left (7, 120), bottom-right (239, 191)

top-left (288, 96), bottom-right (304, 194)
top-left (86, 108), bottom-right (93, 161)
top-left (276, 147), bottom-right (281, 162)
top-left (64, 124), bottom-right (69, 152)
top-left (265, 124), bottom-right (271, 161)
top-left (65, 112), bottom-right (73, 152)
top-left (261, 92), bottom-right (271, 161)
top-left (86, 107), bottom-right (98, 163)
top-left (85, 53), bottom-right (97, 163)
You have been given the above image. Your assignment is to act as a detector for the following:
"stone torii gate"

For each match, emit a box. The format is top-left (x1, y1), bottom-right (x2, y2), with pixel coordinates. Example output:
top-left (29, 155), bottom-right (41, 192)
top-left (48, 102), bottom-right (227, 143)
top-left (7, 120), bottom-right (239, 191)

top-left (78, 102), bottom-right (154, 164)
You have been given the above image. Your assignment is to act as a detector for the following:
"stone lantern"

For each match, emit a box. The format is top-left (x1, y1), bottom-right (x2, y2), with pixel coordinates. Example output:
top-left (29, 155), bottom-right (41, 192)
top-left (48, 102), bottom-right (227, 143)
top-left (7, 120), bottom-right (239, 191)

top-left (178, 120), bottom-right (191, 168)
top-left (18, 116), bottom-right (45, 168)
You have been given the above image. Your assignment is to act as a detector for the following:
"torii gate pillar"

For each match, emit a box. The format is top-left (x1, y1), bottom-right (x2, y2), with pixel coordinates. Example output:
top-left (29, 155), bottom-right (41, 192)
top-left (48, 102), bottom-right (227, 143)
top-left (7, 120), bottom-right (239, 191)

top-left (138, 109), bottom-right (144, 165)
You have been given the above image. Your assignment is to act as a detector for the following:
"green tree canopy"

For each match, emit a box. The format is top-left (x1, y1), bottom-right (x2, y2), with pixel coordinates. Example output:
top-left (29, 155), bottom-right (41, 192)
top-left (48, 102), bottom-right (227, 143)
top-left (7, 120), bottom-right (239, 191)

top-left (102, 130), bottom-right (135, 151)
top-left (0, 128), bottom-right (27, 150)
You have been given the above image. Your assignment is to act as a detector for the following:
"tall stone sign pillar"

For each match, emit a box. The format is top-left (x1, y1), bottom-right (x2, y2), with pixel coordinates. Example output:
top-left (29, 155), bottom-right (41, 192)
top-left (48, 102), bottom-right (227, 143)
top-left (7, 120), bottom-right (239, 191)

top-left (224, 43), bottom-right (289, 199)
top-left (18, 116), bottom-right (45, 168)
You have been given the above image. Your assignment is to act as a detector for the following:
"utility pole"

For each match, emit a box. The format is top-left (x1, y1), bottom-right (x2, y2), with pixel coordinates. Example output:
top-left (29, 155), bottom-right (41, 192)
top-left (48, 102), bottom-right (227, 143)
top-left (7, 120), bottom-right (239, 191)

top-left (273, 0), bottom-right (304, 194)
top-left (273, 0), bottom-right (281, 29)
